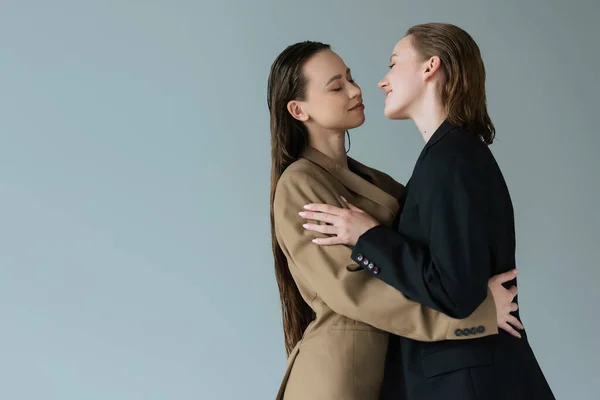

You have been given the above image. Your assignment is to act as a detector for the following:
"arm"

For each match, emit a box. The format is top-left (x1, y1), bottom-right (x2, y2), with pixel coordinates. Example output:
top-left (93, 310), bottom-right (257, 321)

top-left (275, 170), bottom-right (497, 341)
top-left (351, 157), bottom-right (490, 318)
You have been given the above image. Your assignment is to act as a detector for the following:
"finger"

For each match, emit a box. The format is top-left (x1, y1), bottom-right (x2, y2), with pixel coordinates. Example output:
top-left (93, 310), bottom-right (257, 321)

top-left (347, 202), bottom-right (363, 213)
top-left (492, 269), bottom-right (519, 284)
top-left (299, 211), bottom-right (338, 224)
top-left (341, 196), bottom-right (364, 213)
top-left (499, 322), bottom-right (521, 338)
top-left (302, 223), bottom-right (337, 235)
top-left (304, 203), bottom-right (343, 215)
top-left (510, 302), bottom-right (519, 312)
top-left (507, 315), bottom-right (524, 330)
top-left (509, 285), bottom-right (518, 297)
top-left (312, 236), bottom-right (345, 246)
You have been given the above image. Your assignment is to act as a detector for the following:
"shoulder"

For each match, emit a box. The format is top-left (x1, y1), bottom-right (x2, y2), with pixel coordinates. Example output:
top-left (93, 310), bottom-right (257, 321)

top-left (277, 158), bottom-right (330, 190)
top-left (427, 128), bottom-right (492, 170)
top-left (275, 159), bottom-right (338, 209)
top-left (273, 160), bottom-right (339, 223)
top-left (420, 129), bottom-right (496, 192)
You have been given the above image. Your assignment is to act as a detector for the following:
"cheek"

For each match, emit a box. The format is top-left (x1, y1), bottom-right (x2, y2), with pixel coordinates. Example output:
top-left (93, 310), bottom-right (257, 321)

top-left (383, 71), bottom-right (417, 119)
top-left (309, 97), bottom-right (347, 126)
top-left (390, 73), bottom-right (419, 103)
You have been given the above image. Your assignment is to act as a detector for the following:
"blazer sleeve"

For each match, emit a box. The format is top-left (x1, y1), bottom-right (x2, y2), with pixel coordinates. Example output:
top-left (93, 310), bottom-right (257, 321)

top-left (274, 170), bottom-right (498, 341)
top-left (351, 156), bottom-right (491, 319)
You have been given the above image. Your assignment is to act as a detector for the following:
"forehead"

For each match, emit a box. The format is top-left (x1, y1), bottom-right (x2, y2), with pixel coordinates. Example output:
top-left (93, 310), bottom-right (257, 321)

top-left (392, 36), bottom-right (414, 57)
top-left (302, 50), bottom-right (348, 84)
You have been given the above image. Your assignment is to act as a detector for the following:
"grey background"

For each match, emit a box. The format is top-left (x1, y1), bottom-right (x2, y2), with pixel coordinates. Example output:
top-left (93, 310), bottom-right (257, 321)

top-left (1, 0), bottom-right (598, 399)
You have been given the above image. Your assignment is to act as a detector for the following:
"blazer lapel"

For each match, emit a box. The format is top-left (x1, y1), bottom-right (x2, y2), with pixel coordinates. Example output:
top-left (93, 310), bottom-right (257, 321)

top-left (414, 119), bottom-right (457, 167)
top-left (301, 147), bottom-right (400, 218)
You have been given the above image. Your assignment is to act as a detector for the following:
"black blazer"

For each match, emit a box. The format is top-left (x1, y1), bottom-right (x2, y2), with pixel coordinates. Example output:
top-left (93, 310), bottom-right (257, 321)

top-left (352, 120), bottom-right (554, 399)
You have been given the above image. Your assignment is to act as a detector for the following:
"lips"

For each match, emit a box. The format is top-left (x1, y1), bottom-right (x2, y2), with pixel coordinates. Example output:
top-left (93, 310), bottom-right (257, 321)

top-left (349, 102), bottom-right (364, 110)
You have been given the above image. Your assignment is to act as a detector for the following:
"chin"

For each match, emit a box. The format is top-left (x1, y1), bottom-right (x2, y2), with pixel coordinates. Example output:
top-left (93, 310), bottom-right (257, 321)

top-left (384, 105), bottom-right (409, 120)
top-left (346, 114), bottom-right (366, 129)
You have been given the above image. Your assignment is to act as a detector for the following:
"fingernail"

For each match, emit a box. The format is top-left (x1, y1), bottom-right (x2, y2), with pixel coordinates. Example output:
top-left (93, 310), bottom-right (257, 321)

top-left (517, 334), bottom-right (522, 339)
top-left (341, 196), bottom-right (348, 202)
top-left (312, 239), bottom-right (319, 243)
top-left (514, 269), bottom-right (519, 274)
top-left (299, 212), bottom-right (307, 216)
top-left (302, 224), bottom-right (309, 228)
top-left (303, 204), bottom-right (312, 209)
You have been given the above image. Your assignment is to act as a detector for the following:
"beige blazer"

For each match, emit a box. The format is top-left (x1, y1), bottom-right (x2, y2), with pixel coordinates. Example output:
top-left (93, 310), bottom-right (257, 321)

top-left (273, 147), bottom-right (498, 400)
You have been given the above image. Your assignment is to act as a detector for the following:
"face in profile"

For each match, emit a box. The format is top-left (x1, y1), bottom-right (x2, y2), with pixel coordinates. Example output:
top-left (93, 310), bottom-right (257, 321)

top-left (288, 50), bottom-right (365, 131)
top-left (378, 36), bottom-right (428, 120)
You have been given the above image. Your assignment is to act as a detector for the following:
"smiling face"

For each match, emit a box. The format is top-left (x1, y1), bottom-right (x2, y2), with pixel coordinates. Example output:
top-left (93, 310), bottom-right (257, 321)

top-left (287, 49), bottom-right (365, 131)
top-left (378, 36), bottom-right (429, 120)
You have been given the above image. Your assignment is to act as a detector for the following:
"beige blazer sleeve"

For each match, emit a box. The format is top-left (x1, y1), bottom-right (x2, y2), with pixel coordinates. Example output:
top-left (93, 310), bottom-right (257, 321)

top-left (274, 170), bottom-right (498, 341)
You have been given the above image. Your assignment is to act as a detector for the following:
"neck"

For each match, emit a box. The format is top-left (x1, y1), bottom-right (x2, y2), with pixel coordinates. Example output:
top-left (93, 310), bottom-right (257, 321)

top-left (307, 128), bottom-right (348, 168)
top-left (410, 88), bottom-right (448, 143)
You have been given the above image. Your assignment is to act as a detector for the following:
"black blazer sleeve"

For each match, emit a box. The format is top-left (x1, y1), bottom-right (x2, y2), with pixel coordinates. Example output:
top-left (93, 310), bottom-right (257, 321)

top-left (351, 156), bottom-right (491, 319)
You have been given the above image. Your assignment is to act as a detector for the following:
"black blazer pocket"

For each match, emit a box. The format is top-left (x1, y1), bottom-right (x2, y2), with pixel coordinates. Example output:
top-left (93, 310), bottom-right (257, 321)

top-left (420, 345), bottom-right (493, 378)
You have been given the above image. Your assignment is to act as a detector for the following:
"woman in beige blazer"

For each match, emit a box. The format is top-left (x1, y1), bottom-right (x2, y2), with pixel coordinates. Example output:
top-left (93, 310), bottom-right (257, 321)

top-left (267, 41), bottom-right (521, 400)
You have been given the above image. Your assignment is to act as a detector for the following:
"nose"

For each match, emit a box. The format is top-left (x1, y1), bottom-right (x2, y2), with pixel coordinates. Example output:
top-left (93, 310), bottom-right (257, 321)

top-left (378, 76), bottom-right (388, 90)
top-left (348, 81), bottom-right (362, 99)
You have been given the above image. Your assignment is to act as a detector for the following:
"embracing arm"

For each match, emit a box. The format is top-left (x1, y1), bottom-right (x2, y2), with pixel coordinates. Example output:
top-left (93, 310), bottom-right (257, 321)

top-left (274, 170), bottom-right (498, 341)
top-left (352, 157), bottom-right (491, 318)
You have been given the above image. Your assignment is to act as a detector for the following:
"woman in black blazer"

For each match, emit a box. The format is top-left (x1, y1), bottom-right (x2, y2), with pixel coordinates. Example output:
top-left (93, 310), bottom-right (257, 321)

top-left (301, 23), bottom-right (554, 400)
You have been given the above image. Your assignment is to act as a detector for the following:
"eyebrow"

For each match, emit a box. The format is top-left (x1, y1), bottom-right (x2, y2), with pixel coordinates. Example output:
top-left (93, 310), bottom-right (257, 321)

top-left (326, 68), bottom-right (351, 86)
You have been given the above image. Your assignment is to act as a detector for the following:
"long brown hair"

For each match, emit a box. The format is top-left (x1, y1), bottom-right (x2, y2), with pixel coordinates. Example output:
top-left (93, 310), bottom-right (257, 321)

top-left (267, 41), bottom-right (330, 355)
top-left (406, 23), bottom-right (495, 144)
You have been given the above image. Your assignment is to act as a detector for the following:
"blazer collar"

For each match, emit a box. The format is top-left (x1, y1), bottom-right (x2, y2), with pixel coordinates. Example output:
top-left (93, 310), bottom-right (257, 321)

top-left (425, 118), bottom-right (457, 149)
top-left (413, 119), bottom-right (458, 168)
top-left (301, 146), bottom-right (400, 217)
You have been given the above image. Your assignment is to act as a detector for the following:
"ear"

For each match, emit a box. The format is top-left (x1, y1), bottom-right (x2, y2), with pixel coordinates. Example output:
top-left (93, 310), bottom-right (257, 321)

top-left (423, 56), bottom-right (442, 81)
top-left (287, 100), bottom-right (309, 122)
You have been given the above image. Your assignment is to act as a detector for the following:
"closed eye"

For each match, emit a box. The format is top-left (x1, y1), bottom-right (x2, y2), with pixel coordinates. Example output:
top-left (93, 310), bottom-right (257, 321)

top-left (332, 78), bottom-right (356, 91)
